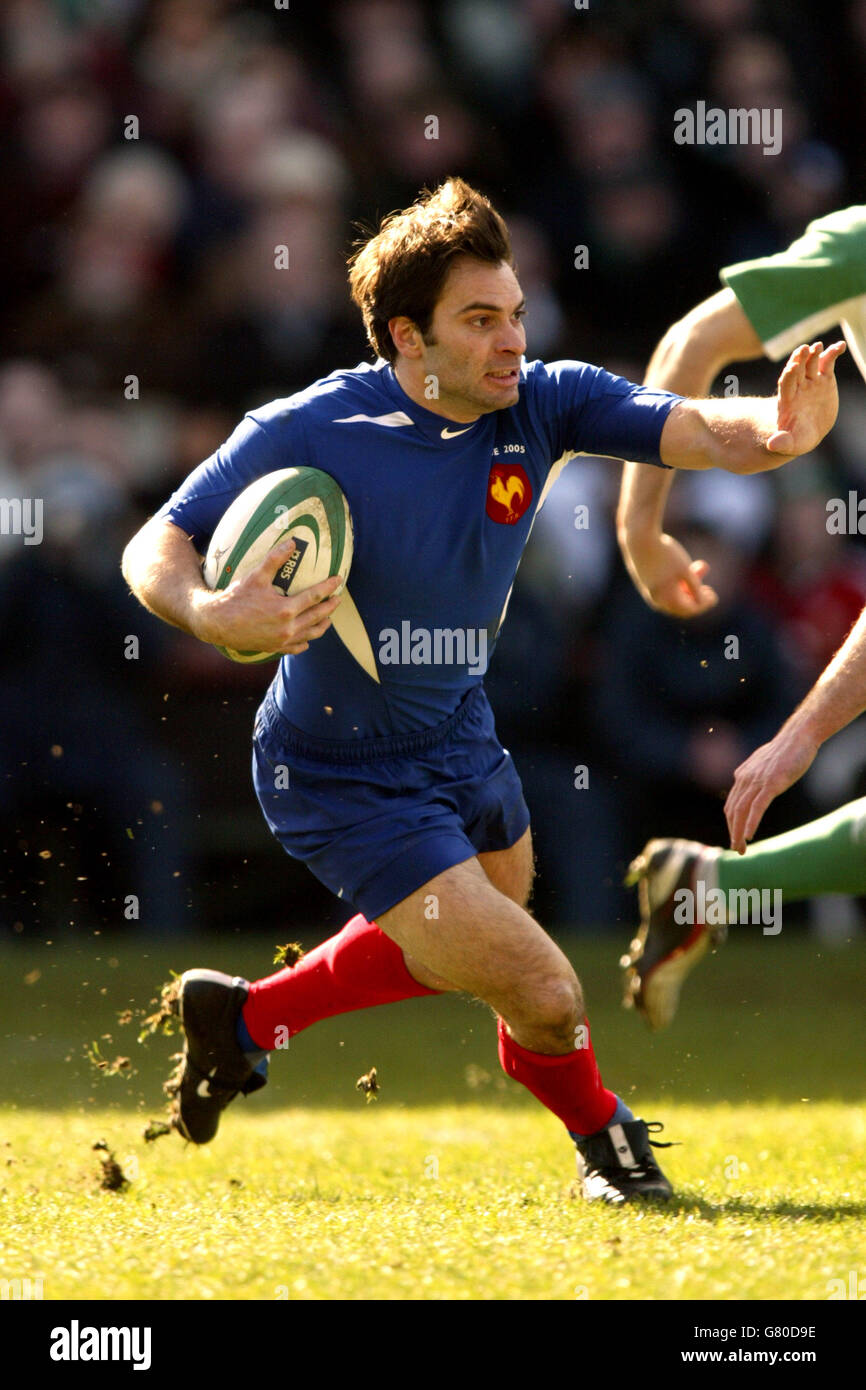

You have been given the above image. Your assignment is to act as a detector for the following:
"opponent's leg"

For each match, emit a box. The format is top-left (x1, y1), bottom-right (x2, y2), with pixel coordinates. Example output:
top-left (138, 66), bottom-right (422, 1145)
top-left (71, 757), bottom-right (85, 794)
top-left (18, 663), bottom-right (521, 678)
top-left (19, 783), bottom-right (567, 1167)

top-left (378, 856), bottom-right (673, 1203)
top-left (715, 797), bottom-right (866, 899)
top-left (622, 797), bottom-right (866, 1030)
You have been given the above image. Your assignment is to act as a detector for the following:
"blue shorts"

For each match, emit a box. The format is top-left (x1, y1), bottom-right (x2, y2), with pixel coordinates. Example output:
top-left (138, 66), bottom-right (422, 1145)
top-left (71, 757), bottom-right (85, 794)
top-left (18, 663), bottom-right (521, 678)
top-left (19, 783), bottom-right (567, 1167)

top-left (251, 682), bottom-right (530, 920)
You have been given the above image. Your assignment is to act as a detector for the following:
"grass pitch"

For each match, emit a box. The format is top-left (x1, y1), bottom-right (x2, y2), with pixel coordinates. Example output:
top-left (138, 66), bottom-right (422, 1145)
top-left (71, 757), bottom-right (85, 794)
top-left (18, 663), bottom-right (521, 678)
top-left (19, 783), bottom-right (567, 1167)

top-left (1, 931), bottom-right (864, 1301)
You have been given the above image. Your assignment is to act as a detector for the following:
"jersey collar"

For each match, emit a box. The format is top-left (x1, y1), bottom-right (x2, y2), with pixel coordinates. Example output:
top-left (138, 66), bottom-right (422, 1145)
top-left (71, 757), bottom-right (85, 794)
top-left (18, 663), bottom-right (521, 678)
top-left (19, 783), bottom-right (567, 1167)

top-left (378, 361), bottom-right (488, 443)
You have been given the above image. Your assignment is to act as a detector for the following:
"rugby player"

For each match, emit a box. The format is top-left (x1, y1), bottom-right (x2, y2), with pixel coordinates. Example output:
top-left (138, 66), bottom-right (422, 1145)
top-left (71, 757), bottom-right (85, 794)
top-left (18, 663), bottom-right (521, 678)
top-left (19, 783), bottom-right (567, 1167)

top-left (122, 179), bottom-right (844, 1203)
top-left (618, 205), bottom-right (866, 1030)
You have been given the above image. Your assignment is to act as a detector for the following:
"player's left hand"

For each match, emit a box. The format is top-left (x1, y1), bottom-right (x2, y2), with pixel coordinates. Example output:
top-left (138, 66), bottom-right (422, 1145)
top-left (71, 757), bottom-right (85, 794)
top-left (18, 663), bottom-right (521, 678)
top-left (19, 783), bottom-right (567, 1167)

top-left (724, 723), bottom-right (820, 852)
top-left (765, 340), bottom-right (846, 456)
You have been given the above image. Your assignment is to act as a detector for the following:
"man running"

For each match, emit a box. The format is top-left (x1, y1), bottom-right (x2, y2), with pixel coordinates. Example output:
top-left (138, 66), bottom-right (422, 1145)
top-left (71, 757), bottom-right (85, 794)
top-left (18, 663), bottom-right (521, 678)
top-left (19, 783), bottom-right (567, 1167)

top-left (618, 205), bottom-right (866, 1029)
top-left (123, 179), bottom-right (844, 1201)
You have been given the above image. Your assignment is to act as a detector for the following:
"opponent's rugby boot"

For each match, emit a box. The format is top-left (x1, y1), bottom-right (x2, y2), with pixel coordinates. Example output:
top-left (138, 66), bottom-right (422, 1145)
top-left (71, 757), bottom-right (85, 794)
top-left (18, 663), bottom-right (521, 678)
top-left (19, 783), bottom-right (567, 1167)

top-left (622, 838), bottom-right (726, 1030)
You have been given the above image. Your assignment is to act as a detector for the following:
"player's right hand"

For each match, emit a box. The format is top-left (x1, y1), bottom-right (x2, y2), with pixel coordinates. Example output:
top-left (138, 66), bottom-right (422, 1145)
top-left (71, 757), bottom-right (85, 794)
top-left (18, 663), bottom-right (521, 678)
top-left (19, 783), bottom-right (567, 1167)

top-left (724, 722), bottom-right (820, 852)
top-left (197, 536), bottom-right (343, 654)
top-left (624, 531), bottom-right (718, 618)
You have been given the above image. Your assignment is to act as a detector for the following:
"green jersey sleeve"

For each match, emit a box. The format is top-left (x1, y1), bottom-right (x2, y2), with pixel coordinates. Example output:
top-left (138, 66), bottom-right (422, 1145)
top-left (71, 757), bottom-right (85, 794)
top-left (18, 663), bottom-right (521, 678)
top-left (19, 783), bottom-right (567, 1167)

top-left (720, 205), bottom-right (866, 361)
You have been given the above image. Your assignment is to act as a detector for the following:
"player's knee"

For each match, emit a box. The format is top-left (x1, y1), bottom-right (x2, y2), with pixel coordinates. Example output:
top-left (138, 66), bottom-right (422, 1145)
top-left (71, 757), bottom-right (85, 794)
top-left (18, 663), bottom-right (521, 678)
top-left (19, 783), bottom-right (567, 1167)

top-left (525, 972), bottom-right (584, 1048)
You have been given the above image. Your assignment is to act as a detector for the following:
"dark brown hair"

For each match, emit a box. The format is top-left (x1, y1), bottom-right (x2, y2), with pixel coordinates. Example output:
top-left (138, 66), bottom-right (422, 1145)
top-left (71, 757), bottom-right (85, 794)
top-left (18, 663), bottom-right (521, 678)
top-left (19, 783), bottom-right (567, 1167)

top-left (348, 178), bottom-right (514, 364)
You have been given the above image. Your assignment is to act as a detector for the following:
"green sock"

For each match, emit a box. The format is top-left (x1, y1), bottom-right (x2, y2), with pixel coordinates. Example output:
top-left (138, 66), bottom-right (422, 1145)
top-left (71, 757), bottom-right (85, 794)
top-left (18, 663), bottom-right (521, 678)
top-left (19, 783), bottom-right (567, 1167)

top-left (716, 797), bottom-right (866, 902)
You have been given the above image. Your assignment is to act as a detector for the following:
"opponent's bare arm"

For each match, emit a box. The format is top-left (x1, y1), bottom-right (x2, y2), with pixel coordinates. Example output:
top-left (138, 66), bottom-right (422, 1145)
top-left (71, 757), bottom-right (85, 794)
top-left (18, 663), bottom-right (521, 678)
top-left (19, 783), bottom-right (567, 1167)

top-left (618, 290), bottom-right (765, 617)
top-left (122, 517), bottom-right (342, 655)
top-left (725, 605), bottom-right (866, 852)
top-left (658, 338), bottom-right (845, 474)
top-left (633, 336), bottom-right (844, 614)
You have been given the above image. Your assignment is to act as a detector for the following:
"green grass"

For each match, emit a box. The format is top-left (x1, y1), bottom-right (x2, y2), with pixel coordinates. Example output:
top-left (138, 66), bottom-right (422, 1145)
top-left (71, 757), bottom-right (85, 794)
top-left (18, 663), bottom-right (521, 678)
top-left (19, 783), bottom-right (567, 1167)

top-left (1, 932), bottom-right (864, 1301)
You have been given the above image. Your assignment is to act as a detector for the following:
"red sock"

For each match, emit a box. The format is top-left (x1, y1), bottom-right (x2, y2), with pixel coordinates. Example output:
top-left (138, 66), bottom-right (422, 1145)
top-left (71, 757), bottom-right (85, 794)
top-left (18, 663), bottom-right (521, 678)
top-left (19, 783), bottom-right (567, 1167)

top-left (242, 913), bottom-right (440, 1048)
top-left (497, 1016), bottom-right (616, 1136)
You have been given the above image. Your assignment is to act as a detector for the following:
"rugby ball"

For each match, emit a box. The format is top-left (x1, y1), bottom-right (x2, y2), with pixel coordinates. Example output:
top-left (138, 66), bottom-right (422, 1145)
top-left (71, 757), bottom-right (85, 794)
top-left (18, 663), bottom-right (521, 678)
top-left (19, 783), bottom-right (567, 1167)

top-left (202, 466), bottom-right (353, 663)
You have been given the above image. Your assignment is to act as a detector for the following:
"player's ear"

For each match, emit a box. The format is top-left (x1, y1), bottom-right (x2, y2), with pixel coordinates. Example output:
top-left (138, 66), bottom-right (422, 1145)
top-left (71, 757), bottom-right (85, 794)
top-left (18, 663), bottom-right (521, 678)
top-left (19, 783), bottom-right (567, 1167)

top-left (389, 316), bottom-right (423, 359)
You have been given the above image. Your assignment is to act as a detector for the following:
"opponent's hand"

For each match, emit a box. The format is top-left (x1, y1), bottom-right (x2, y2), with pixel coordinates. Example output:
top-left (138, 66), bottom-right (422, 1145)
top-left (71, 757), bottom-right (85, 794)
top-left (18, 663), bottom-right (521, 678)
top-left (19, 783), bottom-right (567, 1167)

top-left (765, 340), bottom-right (846, 456)
top-left (625, 531), bottom-right (718, 618)
top-left (724, 723), bottom-right (820, 852)
top-left (195, 536), bottom-right (343, 654)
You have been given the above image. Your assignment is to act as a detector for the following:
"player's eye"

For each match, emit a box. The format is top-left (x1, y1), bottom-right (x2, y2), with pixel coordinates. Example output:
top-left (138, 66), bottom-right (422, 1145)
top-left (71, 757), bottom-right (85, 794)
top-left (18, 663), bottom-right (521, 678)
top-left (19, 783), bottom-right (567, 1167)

top-left (469, 310), bottom-right (526, 327)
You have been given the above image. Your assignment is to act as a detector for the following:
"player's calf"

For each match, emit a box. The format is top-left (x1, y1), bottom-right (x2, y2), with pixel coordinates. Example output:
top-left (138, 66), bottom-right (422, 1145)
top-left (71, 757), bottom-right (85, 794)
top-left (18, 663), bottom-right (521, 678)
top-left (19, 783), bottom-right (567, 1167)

top-left (380, 858), bottom-right (678, 1203)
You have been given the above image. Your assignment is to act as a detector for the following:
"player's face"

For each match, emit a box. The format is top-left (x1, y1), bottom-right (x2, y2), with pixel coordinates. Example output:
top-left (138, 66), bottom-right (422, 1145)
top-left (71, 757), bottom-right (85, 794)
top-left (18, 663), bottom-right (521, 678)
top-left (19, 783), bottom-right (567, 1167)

top-left (420, 259), bottom-right (527, 420)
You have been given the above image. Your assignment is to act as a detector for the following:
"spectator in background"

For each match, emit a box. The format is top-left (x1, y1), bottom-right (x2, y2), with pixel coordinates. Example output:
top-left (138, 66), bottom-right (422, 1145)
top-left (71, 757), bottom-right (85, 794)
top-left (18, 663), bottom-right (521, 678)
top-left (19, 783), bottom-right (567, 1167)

top-left (180, 38), bottom-right (336, 252)
top-left (0, 362), bottom-right (66, 471)
top-left (0, 363), bottom-right (193, 936)
top-left (14, 147), bottom-right (195, 395)
top-left (753, 462), bottom-right (866, 684)
top-left (336, 0), bottom-right (506, 213)
top-left (190, 130), bottom-right (363, 405)
top-left (708, 33), bottom-right (843, 245)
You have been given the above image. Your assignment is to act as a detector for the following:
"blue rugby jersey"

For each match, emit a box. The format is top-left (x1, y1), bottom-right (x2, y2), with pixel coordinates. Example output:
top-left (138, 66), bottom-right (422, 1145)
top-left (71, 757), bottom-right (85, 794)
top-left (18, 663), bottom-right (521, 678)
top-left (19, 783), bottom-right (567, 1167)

top-left (156, 357), bottom-right (680, 738)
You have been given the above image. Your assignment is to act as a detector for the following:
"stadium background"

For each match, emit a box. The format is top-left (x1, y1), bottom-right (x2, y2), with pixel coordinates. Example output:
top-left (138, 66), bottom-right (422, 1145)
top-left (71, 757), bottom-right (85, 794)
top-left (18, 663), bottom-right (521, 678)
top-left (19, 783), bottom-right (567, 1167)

top-left (3, 0), bottom-right (866, 942)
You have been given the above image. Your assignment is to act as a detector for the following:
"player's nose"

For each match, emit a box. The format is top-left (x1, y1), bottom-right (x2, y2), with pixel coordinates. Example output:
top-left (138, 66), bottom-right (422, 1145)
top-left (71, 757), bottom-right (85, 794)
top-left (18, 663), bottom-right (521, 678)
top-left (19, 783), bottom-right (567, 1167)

top-left (496, 322), bottom-right (525, 354)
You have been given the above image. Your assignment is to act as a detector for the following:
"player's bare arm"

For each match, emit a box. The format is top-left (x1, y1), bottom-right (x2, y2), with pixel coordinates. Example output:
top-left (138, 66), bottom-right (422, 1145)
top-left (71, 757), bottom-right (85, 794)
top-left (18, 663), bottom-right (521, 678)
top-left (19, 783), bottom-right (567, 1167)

top-left (658, 338), bottom-right (845, 474)
top-left (122, 517), bottom-right (342, 655)
top-left (618, 289), bottom-right (764, 617)
top-left (725, 603), bottom-right (866, 852)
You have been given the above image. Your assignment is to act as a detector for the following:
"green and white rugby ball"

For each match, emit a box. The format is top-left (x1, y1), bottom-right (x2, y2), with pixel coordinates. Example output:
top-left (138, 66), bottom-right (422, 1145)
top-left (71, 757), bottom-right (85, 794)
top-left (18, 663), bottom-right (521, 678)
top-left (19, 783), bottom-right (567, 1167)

top-left (202, 466), bottom-right (353, 663)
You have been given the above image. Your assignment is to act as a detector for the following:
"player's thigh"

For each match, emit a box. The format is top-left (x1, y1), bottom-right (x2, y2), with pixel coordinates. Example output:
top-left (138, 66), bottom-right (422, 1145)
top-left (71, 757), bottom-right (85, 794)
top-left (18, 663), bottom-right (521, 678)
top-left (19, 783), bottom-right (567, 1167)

top-left (377, 855), bottom-right (580, 1026)
top-left (477, 825), bottom-right (534, 907)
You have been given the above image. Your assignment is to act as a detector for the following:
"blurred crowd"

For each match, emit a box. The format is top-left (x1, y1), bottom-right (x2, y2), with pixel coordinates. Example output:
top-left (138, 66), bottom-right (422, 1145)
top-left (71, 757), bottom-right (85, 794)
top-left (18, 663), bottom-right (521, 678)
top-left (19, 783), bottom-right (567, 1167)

top-left (3, 0), bottom-right (866, 935)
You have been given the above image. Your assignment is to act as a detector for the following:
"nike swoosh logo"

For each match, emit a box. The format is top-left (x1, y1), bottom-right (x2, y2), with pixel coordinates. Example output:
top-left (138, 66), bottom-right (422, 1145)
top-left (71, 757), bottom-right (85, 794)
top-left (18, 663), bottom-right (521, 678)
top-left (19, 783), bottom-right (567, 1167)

top-left (441, 426), bottom-right (473, 439)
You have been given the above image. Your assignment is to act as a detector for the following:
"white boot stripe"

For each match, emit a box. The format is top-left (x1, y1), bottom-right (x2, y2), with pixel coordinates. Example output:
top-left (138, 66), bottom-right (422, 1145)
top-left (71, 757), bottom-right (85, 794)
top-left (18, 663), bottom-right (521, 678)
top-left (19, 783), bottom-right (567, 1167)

top-left (608, 1123), bottom-right (637, 1168)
